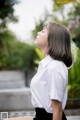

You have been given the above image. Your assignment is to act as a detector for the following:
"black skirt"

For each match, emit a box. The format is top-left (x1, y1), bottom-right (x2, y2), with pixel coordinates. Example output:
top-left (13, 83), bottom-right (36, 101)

top-left (33, 107), bottom-right (67, 120)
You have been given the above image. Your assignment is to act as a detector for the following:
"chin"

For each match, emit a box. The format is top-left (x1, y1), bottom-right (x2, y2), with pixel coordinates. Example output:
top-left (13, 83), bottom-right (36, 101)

top-left (34, 39), bottom-right (38, 44)
top-left (34, 41), bottom-right (40, 47)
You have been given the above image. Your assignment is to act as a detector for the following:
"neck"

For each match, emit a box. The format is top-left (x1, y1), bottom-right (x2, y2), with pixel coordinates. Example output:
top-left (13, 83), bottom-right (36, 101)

top-left (41, 47), bottom-right (48, 57)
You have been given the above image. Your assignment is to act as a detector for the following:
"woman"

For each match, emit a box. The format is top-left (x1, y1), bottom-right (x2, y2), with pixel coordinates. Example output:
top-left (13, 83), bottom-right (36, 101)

top-left (30, 22), bottom-right (72, 120)
top-left (4, 22), bottom-right (72, 120)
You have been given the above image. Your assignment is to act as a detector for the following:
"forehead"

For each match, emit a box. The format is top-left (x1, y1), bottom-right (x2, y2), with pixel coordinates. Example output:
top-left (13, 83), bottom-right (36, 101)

top-left (43, 23), bottom-right (49, 29)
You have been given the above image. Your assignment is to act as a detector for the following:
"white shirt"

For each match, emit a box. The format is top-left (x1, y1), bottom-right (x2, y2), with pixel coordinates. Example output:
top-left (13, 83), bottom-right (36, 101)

top-left (30, 55), bottom-right (68, 113)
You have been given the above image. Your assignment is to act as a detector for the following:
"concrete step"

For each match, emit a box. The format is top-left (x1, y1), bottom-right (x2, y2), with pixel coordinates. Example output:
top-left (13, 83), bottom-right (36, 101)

top-left (2, 115), bottom-right (80, 120)
top-left (0, 110), bottom-right (80, 120)
top-left (67, 116), bottom-right (80, 120)
top-left (0, 71), bottom-right (26, 89)
top-left (0, 88), bottom-right (34, 111)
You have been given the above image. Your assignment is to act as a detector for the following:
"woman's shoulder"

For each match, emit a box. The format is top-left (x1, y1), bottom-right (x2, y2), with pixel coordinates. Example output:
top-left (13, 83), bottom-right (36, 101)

top-left (47, 59), bottom-right (68, 73)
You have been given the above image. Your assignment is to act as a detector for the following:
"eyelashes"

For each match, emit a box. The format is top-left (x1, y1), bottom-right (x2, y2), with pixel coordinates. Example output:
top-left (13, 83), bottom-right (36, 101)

top-left (42, 27), bottom-right (46, 33)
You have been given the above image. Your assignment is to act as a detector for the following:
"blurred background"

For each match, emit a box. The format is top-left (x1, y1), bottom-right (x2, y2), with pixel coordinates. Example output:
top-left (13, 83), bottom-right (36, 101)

top-left (0, 0), bottom-right (80, 119)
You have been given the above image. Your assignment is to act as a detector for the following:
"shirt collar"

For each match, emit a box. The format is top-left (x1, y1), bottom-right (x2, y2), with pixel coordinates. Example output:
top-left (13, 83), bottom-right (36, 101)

top-left (39, 55), bottom-right (53, 68)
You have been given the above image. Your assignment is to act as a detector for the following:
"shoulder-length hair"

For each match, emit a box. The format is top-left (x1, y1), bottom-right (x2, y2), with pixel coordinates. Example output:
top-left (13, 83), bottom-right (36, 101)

top-left (47, 22), bottom-right (72, 67)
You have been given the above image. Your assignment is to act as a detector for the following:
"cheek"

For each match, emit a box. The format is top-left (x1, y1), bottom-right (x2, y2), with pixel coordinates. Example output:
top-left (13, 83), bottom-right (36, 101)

top-left (34, 35), bottom-right (48, 47)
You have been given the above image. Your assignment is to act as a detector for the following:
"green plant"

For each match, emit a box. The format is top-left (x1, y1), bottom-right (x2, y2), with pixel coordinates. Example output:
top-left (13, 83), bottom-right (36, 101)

top-left (68, 49), bottom-right (80, 98)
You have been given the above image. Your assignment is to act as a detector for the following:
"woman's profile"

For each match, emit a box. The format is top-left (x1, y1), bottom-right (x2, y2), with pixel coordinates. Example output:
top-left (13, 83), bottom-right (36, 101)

top-left (4, 22), bottom-right (72, 120)
top-left (30, 22), bottom-right (72, 120)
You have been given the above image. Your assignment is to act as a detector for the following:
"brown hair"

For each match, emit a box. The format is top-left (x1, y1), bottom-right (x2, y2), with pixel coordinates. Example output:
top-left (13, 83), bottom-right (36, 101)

top-left (47, 22), bottom-right (72, 67)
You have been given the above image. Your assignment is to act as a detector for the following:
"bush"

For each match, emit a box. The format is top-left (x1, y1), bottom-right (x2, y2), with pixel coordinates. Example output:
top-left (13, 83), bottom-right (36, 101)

top-left (68, 50), bottom-right (80, 98)
top-left (0, 30), bottom-right (41, 72)
top-left (66, 49), bottom-right (80, 109)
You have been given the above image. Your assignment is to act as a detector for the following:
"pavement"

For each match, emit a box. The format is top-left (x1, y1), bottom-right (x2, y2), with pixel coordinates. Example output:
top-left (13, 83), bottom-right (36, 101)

top-left (67, 116), bottom-right (80, 120)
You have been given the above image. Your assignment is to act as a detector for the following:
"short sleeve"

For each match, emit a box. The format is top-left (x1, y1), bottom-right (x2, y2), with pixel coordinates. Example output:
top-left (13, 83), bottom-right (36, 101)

top-left (49, 69), bottom-right (67, 102)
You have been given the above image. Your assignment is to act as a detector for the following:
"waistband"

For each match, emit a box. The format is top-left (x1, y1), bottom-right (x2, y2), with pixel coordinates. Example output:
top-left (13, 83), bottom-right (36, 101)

top-left (34, 107), bottom-right (67, 120)
top-left (34, 107), bottom-right (53, 120)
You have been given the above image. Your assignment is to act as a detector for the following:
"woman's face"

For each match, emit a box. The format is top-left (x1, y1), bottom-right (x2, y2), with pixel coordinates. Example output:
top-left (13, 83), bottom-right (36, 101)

top-left (34, 26), bottom-right (48, 49)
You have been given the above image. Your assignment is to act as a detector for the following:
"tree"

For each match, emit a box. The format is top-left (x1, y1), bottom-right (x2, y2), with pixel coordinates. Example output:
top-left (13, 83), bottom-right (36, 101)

top-left (0, 0), bottom-right (19, 57)
top-left (0, 0), bottom-right (19, 31)
top-left (51, 1), bottom-right (80, 46)
top-left (67, 4), bottom-right (80, 47)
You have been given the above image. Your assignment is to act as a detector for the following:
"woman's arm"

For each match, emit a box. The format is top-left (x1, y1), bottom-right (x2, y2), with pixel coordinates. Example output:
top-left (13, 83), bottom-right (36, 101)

top-left (51, 99), bottom-right (62, 120)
